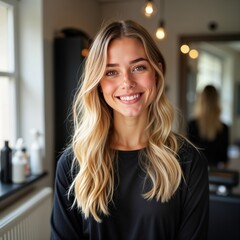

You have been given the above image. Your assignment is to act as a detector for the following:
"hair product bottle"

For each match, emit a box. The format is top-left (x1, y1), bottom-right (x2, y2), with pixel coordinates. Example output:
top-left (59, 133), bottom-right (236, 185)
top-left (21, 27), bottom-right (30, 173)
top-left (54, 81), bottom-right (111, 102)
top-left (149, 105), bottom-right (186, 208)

top-left (30, 129), bottom-right (43, 175)
top-left (12, 138), bottom-right (27, 184)
top-left (22, 147), bottom-right (30, 176)
top-left (0, 141), bottom-right (12, 183)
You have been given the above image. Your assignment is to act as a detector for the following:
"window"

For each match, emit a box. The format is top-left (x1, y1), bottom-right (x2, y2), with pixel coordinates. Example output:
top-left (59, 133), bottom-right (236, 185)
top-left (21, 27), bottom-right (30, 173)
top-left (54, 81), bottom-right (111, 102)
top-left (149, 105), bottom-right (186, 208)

top-left (0, 0), bottom-right (17, 148)
top-left (195, 49), bottom-right (233, 124)
top-left (196, 50), bottom-right (223, 92)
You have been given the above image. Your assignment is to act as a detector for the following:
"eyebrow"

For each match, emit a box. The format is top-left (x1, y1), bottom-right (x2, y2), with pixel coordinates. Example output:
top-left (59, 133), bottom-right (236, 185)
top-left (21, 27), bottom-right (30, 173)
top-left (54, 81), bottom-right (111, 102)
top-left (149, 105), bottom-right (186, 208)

top-left (106, 57), bottom-right (148, 67)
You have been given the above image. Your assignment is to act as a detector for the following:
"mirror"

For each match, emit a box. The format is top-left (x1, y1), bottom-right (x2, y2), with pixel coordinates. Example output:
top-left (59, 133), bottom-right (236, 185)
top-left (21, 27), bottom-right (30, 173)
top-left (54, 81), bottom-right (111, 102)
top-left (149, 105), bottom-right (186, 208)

top-left (178, 33), bottom-right (240, 193)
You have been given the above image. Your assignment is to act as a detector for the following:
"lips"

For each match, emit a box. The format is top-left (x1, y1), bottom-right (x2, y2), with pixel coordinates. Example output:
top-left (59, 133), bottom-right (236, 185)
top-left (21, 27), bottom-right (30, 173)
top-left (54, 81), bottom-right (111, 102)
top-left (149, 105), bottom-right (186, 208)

top-left (120, 94), bottom-right (140, 101)
top-left (116, 93), bottom-right (142, 101)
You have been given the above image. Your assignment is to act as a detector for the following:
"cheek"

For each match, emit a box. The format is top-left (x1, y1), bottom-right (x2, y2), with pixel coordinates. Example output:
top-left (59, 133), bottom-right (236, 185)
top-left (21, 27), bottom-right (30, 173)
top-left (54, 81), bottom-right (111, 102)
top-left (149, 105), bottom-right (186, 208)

top-left (100, 80), bottom-right (116, 98)
top-left (143, 74), bottom-right (157, 90)
top-left (101, 85), bottom-right (112, 94)
top-left (145, 76), bottom-right (157, 100)
top-left (100, 81), bottom-right (114, 100)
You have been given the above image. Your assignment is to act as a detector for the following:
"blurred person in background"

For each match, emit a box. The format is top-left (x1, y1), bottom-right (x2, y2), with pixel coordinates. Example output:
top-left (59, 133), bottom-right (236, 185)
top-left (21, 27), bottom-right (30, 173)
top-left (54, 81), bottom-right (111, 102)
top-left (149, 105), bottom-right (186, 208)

top-left (187, 85), bottom-right (229, 169)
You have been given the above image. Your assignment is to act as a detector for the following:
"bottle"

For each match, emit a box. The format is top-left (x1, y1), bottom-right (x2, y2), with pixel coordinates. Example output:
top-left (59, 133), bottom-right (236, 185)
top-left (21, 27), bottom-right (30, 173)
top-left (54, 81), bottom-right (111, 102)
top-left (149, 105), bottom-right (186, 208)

top-left (22, 147), bottom-right (30, 176)
top-left (0, 141), bottom-right (12, 183)
top-left (14, 138), bottom-right (30, 176)
top-left (12, 138), bottom-right (26, 184)
top-left (30, 129), bottom-right (43, 175)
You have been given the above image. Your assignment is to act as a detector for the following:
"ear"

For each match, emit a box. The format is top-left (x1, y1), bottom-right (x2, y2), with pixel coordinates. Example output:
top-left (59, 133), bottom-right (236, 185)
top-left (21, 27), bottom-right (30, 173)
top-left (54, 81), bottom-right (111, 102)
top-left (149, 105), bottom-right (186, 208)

top-left (158, 63), bottom-right (163, 72)
top-left (155, 63), bottom-right (163, 80)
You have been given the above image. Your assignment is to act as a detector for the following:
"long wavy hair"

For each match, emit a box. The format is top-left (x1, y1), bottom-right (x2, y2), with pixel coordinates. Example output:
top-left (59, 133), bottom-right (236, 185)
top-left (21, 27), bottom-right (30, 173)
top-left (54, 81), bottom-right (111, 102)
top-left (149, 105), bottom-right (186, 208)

top-left (69, 20), bottom-right (183, 222)
top-left (194, 85), bottom-right (223, 140)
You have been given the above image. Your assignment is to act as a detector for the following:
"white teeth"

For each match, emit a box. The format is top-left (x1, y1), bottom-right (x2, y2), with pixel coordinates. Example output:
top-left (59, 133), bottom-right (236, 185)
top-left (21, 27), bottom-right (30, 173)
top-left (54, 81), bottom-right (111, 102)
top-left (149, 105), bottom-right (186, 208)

top-left (120, 94), bottom-right (140, 101)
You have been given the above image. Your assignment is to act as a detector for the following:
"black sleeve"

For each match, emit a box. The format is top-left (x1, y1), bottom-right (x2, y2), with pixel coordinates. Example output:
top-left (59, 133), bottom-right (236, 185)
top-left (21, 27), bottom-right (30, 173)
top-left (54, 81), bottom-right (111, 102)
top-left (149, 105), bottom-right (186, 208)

top-left (51, 150), bottom-right (86, 240)
top-left (178, 144), bottom-right (209, 240)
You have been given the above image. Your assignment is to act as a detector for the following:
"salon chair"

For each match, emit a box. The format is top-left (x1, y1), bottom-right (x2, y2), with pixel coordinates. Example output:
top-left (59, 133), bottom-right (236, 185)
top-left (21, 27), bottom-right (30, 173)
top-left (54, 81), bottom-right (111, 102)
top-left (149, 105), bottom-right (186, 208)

top-left (208, 169), bottom-right (240, 240)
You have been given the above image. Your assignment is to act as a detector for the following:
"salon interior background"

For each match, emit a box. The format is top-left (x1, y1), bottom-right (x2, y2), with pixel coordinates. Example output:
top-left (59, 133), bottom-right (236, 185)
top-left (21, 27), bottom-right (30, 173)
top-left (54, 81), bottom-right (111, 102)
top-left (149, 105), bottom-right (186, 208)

top-left (1, 0), bottom-right (240, 239)
top-left (4, 0), bottom-right (240, 191)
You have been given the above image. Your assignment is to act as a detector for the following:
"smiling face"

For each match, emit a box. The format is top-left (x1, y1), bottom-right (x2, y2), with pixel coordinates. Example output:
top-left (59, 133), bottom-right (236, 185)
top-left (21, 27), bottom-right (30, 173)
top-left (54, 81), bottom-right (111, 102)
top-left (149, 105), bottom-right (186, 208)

top-left (100, 37), bottom-right (157, 118)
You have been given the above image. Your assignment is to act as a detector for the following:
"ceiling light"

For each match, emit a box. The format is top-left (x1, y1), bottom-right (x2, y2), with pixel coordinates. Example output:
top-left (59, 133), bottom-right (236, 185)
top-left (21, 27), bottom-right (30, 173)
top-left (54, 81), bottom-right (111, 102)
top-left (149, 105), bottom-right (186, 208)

top-left (144, 0), bottom-right (156, 17)
top-left (156, 20), bottom-right (165, 40)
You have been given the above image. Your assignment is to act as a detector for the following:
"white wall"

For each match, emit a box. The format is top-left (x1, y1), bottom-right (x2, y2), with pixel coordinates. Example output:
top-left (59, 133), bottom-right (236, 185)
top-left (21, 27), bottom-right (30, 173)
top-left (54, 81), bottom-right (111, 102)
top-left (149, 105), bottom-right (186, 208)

top-left (18, 0), bottom-right (44, 160)
top-left (44, 0), bottom-right (101, 40)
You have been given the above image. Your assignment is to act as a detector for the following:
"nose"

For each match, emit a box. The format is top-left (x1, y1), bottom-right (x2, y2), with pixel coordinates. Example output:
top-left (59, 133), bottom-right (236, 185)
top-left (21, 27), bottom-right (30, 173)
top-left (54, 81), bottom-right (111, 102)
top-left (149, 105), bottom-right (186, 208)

top-left (121, 73), bottom-right (136, 90)
top-left (122, 80), bottom-right (136, 90)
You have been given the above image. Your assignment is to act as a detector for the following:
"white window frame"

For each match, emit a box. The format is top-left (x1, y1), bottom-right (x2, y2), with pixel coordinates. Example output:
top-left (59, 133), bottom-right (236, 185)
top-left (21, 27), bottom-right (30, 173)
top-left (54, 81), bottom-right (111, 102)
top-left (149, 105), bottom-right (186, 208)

top-left (0, 0), bottom-right (19, 147)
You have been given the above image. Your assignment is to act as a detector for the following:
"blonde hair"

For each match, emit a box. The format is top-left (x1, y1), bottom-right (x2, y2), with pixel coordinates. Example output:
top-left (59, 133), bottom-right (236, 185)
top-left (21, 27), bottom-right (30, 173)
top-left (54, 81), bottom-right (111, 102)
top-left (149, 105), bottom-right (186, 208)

top-left (69, 20), bottom-right (183, 222)
top-left (194, 85), bottom-right (222, 140)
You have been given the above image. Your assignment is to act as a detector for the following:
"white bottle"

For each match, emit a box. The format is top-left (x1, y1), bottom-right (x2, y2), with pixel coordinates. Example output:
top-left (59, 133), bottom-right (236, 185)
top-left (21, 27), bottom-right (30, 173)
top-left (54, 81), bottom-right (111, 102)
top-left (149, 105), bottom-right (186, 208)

top-left (30, 129), bottom-right (43, 175)
top-left (22, 147), bottom-right (30, 176)
top-left (12, 138), bottom-right (27, 184)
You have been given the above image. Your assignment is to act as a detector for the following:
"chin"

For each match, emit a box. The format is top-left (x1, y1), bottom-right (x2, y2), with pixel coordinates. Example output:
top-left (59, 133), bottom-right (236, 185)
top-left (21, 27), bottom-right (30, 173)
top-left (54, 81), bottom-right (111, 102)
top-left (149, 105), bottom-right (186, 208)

top-left (121, 109), bottom-right (144, 117)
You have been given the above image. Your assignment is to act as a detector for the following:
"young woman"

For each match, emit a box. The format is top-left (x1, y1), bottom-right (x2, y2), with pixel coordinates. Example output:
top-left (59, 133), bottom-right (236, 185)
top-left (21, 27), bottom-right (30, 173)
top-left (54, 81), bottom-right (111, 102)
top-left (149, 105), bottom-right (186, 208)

top-left (187, 85), bottom-right (229, 169)
top-left (51, 20), bottom-right (209, 240)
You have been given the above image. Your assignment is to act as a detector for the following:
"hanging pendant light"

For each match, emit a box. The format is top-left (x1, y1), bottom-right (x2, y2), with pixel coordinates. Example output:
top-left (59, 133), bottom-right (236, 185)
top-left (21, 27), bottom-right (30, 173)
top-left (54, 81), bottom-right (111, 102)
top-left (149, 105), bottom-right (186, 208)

top-left (144, 0), bottom-right (156, 17)
top-left (155, 0), bottom-right (166, 40)
top-left (156, 20), bottom-right (165, 39)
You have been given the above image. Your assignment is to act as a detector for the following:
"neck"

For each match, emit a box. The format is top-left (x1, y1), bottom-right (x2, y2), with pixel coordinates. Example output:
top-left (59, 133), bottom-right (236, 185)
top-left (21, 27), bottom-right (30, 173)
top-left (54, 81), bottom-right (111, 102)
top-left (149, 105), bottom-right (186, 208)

top-left (111, 112), bottom-right (149, 150)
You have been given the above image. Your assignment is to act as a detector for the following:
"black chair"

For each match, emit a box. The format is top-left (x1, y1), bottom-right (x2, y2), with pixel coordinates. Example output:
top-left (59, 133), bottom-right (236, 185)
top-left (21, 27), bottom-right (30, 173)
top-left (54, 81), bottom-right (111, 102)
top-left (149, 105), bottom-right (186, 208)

top-left (208, 169), bottom-right (240, 240)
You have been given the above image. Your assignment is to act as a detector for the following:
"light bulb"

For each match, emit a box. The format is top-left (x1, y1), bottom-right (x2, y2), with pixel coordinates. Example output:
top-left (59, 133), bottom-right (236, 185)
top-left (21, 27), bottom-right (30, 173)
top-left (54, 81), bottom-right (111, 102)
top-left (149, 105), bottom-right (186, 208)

top-left (144, 0), bottom-right (155, 17)
top-left (156, 27), bottom-right (165, 39)
top-left (189, 49), bottom-right (199, 59)
top-left (156, 20), bottom-right (165, 40)
top-left (180, 44), bottom-right (190, 54)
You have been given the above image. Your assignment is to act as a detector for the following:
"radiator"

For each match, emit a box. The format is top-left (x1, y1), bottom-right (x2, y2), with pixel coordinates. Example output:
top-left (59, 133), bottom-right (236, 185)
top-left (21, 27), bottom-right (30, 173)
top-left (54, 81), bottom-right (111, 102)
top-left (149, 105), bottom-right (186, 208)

top-left (0, 187), bottom-right (52, 240)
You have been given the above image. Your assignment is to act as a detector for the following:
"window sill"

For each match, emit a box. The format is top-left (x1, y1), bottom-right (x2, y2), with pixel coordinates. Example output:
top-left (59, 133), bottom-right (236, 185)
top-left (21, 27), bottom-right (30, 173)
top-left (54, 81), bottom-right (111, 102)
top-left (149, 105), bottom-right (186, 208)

top-left (0, 172), bottom-right (47, 202)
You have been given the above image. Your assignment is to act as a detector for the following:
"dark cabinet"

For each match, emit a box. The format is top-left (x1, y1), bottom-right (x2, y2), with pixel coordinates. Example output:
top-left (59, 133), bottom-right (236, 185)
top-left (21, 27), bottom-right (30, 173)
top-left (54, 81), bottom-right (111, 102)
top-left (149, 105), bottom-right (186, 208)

top-left (208, 193), bottom-right (240, 240)
top-left (54, 37), bottom-right (84, 163)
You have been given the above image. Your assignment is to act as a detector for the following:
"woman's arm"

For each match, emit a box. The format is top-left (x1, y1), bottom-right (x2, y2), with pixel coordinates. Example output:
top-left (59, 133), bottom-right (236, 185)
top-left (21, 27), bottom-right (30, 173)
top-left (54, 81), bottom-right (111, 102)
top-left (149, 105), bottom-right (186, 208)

top-left (51, 150), bottom-right (86, 240)
top-left (178, 145), bottom-right (209, 240)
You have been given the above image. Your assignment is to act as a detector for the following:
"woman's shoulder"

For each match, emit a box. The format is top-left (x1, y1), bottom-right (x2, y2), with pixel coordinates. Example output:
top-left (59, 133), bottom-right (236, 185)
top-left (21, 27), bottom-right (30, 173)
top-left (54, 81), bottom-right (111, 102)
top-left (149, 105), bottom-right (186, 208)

top-left (178, 137), bottom-right (207, 170)
top-left (177, 138), bottom-right (209, 184)
top-left (56, 147), bottom-right (76, 177)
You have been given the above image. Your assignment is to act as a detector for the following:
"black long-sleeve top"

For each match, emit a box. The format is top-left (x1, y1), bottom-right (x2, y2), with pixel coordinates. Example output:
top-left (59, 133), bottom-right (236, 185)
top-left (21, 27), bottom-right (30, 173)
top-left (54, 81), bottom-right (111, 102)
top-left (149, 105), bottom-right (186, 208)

top-left (187, 119), bottom-right (229, 168)
top-left (51, 142), bottom-right (209, 240)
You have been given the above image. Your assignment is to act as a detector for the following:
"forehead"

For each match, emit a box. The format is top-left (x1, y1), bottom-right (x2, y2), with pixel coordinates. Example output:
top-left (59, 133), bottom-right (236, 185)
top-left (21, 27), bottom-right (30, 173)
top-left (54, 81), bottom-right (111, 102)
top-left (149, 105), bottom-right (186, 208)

top-left (107, 37), bottom-right (146, 59)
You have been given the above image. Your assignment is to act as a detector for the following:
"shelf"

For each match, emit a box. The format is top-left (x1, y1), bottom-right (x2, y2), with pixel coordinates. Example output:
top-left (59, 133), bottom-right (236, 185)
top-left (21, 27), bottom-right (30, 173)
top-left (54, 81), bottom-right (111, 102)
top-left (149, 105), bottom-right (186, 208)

top-left (0, 172), bottom-right (47, 201)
